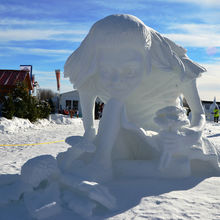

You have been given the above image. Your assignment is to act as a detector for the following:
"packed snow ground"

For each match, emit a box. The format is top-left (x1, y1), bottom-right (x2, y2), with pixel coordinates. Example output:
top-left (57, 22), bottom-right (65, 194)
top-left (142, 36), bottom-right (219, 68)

top-left (0, 115), bottom-right (220, 220)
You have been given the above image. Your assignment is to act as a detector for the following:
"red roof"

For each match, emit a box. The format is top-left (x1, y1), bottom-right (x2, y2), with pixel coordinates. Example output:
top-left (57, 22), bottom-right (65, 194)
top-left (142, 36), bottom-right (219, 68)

top-left (0, 70), bottom-right (32, 89)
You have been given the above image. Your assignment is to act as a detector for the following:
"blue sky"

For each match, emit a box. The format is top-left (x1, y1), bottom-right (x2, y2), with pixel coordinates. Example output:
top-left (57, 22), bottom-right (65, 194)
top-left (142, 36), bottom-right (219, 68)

top-left (0, 0), bottom-right (219, 100)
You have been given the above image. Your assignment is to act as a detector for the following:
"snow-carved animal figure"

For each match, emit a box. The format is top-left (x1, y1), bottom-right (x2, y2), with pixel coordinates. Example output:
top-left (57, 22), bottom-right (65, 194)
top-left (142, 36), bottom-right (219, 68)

top-left (64, 14), bottom-right (219, 178)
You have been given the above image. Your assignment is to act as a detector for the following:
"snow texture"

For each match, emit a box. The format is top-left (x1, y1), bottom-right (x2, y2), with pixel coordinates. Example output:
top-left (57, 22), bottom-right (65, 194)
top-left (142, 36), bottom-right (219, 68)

top-left (21, 155), bottom-right (60, 187)
top-left (0, 114), bottom-right (79, 134)
top-left (24, 183), bottom-right (61, 219)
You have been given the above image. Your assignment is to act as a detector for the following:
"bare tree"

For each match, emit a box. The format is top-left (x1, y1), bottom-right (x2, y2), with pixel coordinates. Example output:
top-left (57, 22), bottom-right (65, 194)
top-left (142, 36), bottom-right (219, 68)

top-left (38, 89), bottom-right (57, 101)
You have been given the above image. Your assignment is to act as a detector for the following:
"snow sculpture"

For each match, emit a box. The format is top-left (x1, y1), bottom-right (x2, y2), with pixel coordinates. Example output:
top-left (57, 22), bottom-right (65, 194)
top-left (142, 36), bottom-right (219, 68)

top-left (64, 14), bottom-right (220, 179)
top-left (207, 97), bottom-right (219, 121)
top-left (209, 97), bottom-right (219, 112)
top-left (65, 14), bottom-right (206, 138)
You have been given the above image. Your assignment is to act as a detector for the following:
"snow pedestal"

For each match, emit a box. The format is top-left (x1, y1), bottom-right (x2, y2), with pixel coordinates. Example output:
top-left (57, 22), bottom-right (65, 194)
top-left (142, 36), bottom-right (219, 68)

top-left (113, 159), bottom-right (191, 179)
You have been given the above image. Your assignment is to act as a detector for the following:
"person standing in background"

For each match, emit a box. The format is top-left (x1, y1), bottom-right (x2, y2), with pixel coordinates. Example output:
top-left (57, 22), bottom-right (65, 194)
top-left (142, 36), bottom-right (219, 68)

top-left (214, 107), bottom-right (219, 123)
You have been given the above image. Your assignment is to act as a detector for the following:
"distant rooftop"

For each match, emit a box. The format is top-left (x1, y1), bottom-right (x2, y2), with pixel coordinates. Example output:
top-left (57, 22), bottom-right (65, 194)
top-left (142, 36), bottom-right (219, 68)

top-left (0, 70), bottom-right (33, 94)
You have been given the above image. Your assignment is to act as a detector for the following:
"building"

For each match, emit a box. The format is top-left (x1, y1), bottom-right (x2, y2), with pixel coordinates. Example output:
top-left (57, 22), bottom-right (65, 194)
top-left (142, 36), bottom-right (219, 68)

top-left (0, 69), bottom-right (33, 96)
top-left (0, 69), bottom-right (33, 116)
top-left (59, 90), bottom-right (81, 115)
top-left (58, 90), bottom-right (103, 118)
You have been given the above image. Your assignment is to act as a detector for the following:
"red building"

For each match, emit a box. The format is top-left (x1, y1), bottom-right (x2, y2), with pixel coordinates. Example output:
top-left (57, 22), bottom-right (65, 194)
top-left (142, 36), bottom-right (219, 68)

top-left (0, 69), bottom-right (33, 96)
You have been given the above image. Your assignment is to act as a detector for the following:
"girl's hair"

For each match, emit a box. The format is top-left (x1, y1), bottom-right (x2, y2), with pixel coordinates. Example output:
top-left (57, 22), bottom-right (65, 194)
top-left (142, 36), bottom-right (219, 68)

top-left (64, 14), bottom-right (205, 89)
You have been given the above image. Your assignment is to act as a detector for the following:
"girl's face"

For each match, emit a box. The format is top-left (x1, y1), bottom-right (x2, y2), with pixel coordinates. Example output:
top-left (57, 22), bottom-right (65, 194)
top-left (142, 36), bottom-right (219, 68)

top-left (98, 47), bottom-right (144, 99)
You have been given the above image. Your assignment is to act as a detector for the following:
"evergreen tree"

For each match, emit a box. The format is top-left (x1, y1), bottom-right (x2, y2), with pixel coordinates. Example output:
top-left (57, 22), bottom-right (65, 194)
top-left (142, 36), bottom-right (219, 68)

top-left (1, 94), bottom-right (15, 119)
top-left (13, 82), bottom-right (29, 119)
top-left (27, 96), bottom-right (40, 122)
top-left (38, 100), bottom-right (51, 119)
top-left (1, 82), bottom-right (52, 122)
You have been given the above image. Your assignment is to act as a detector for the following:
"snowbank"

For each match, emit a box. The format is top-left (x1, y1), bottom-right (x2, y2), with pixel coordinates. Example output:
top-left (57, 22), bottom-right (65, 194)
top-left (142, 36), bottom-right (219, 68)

top-left (49, 114), bottom-right (78, 125)
top-left (0, 114), bottom-right (81, 134)
top-left (0, 117), bottom-right (35, 133)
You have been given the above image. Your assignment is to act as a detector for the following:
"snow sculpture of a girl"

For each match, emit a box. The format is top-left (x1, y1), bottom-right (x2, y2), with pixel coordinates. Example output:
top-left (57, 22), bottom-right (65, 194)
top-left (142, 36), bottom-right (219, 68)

top-left (64, 14), bottom-right (220, 179)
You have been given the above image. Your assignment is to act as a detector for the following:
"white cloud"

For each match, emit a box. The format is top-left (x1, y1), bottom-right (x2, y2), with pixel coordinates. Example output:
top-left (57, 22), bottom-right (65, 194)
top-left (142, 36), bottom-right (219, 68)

top-left (0, 17), bottom-right (88, 43)
top-left (0, 18), bottom-right (92, 31)
top-left (0, 18), bottom-right (69, 26)
top-left (29, 48), bottom-right (72, 55)
top-left (0, 46), bottom-right (72, 57)
top-left (177, 0), bottom-right (220, 7)
top-left (168, 24), bottom-right (220, 34)
top-left (34, 70), bottom-right (55, 75)
top-left (92, 0), bottom-right (220, 10)
top-left (197, 62), bottom-right (220, 100)
top-left (163, 23), bottom-right (220, 47)
top-left (0, 29), bottom-right (86, 42)
top-left (15, 47), bottom-right (71, 55)
top-left (198, 62), bottom-right (220, 84)
top-left (92, 0), bottom-right (148, 10)
top-left (163, 0), bottom-right (220, 8)
top-left (0, 3), bottom-right (54, 16)
top-left (164, 33), bottom-right (220, 47)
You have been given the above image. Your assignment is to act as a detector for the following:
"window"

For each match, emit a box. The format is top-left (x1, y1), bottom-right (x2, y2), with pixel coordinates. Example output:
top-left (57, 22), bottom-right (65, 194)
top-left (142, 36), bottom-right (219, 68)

top-left (66, 100), bottom-right (71, 109)
top-left (73, 100), bottom-right (78, 110)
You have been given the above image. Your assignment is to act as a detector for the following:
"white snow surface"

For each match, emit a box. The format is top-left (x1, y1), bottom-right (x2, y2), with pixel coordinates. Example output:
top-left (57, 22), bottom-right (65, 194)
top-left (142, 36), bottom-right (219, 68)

top-left (0, 114), bottom-right (78, 134)
top-left (0, 115), bottom-right (220, 220)
top-left (0, 115), bottom-right (84, 174)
